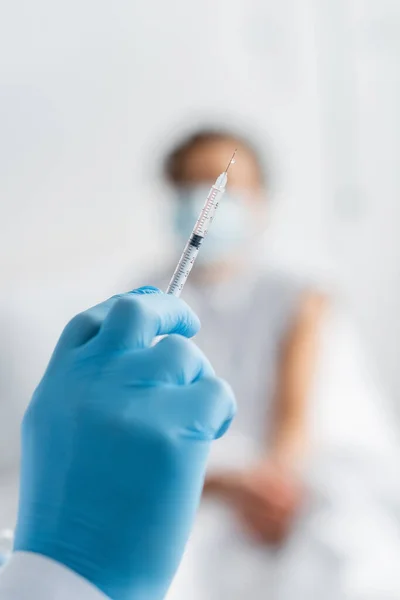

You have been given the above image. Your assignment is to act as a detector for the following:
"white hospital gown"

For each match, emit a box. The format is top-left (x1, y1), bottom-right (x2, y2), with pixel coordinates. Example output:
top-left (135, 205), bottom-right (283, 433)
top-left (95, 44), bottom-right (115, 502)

top-left (164, 267), bottom-right (400, 600)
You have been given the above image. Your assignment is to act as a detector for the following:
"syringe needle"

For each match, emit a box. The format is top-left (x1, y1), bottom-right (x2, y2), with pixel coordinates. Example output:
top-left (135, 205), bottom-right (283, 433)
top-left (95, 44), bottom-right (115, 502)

top-left (224, 148), bottom-right (238, 174)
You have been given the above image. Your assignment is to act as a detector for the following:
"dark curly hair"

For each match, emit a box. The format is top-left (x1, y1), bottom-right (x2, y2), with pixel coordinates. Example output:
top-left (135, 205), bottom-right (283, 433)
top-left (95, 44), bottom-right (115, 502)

top-left (163, 127), bottom-right (268, 187)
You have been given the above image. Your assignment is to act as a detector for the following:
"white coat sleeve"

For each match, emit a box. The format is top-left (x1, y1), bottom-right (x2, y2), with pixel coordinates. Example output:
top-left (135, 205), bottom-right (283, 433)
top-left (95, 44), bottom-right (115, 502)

top-left (0, 552), bottom-right (108, 599)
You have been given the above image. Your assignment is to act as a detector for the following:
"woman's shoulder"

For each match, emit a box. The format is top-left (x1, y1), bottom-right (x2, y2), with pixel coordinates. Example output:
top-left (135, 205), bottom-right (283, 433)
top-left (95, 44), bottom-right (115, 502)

top-left (251, 267), bottom-right (329, 340)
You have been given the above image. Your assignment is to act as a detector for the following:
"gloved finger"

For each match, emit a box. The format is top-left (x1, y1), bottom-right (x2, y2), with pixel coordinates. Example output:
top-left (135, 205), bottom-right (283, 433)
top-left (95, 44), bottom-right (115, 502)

top-left (90, 290), bottom-right (200, 352)
top-left (52, 296), bottom-right (122, 358)
top-left (54, 287), bottom-right (160, 354)
top-left (54, 286), bottom-right (199, 357)
top-left (118, 335), bottom-right (214, 385)
top-left (170, 377), bottom-right (236, 441)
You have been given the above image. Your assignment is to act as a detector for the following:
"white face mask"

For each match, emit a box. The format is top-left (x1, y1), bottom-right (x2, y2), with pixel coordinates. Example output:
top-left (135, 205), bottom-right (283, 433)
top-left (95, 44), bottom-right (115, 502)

top-left (172, 185), bottom-right (262, 265)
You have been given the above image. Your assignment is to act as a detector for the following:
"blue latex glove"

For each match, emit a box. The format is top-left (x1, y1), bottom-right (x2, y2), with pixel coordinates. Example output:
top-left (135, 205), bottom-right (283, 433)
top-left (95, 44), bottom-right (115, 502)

top-left (14, 287), bottom-right (235, 600)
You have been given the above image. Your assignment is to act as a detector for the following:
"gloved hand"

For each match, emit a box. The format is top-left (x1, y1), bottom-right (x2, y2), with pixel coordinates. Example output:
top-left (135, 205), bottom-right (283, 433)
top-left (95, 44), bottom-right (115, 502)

top-left (14, 287), bottom-right (235, 600)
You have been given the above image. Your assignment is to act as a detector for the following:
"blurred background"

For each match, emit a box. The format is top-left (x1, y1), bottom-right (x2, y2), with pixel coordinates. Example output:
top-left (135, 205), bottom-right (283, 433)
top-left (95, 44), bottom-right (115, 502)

top-left (1, 0), bottom-right (400, 598)
top-left (1, 0), bottom-right (400, 400)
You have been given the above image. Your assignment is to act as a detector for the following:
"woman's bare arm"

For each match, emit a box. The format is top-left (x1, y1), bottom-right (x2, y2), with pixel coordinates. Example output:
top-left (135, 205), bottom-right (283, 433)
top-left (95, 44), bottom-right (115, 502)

top-left (268, 290), bottom-right (327, 466)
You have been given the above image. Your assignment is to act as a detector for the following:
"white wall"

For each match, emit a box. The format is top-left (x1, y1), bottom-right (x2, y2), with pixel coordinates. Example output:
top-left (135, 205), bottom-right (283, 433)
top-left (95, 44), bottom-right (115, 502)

top-left (0, 0), bottom-right (328, 281)
top-left (315, 0), bottom-right (400, 401)
top-left (0, 0), bottom-right (400, 403)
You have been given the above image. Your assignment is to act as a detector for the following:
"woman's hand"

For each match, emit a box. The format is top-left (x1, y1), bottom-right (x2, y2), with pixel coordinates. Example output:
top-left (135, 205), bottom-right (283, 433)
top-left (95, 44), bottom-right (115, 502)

top-left (204, 460), bottom-right (304, 545)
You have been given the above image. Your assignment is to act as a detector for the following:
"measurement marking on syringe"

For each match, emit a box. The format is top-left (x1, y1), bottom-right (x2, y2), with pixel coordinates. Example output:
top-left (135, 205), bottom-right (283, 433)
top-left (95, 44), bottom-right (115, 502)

top-left (196, 189), bottom-right (219, 233)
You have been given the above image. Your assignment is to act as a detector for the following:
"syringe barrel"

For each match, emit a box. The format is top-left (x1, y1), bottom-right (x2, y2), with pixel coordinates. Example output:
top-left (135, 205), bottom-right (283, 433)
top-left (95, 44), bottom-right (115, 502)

top-left (166, 237), bottom-right (201, 297)
top-left (192, 184), bottom-right (225, 238)
top-left (166, 172), bottom-right (227, 296)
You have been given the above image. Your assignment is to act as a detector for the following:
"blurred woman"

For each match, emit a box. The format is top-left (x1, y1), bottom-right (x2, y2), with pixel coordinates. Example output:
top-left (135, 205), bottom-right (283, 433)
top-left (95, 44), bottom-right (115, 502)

top-left (159, 128), bottom-right (400, 600)
top-left (157, 128), bottom-right (324, 598)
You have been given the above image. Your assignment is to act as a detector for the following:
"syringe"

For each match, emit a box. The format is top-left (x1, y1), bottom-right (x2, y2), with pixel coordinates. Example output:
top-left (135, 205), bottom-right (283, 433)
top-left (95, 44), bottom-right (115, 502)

top-left (166, 149), bottom-right (237, 297)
